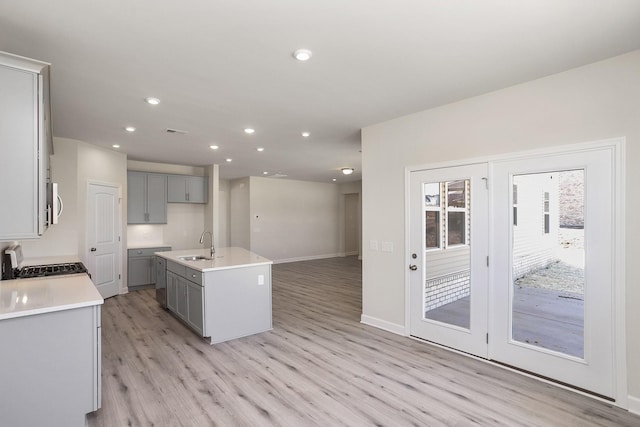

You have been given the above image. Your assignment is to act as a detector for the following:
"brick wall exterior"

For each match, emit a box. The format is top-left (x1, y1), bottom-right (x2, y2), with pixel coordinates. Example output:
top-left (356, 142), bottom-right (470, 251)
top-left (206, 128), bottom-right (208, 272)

top-left (425, 269), bottom-right (470, 311)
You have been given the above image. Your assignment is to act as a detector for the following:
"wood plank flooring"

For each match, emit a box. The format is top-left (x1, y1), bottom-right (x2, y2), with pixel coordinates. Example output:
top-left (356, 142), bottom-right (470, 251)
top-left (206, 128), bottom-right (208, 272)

top-left (87, 256), bottom-right (640, 426)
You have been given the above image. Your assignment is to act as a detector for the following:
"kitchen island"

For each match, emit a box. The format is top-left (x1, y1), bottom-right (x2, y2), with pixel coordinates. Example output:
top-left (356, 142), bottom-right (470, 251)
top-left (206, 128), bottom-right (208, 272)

top-left (0, 274), bottom-right (103, 427)
top-left (155, 247), bottom-right (272, 344)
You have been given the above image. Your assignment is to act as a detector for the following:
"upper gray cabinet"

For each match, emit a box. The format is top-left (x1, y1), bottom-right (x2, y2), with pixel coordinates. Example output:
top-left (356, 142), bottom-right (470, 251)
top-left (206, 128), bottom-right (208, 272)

top-left (127, 171), bottom-right (167, 224)
top-left (0, 51), bottom-right (52, 240)
top-left (167, 175), bottom-right (207, 204)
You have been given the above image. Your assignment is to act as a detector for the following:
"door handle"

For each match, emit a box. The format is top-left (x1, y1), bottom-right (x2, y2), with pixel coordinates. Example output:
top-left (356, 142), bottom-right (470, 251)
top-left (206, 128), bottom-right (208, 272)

top-left (409, 264), bottom-right (417, 271)
top-left (91, 247), bottom-right (97, 252)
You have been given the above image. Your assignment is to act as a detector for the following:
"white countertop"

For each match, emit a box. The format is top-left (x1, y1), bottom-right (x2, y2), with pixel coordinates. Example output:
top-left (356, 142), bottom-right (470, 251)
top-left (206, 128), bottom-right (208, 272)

top-left (155, 247), bottom-right (272, 272)
top-left (128, 244), bottom-right (172, 250)
top-left (0, 274), bottom-right (103, 321)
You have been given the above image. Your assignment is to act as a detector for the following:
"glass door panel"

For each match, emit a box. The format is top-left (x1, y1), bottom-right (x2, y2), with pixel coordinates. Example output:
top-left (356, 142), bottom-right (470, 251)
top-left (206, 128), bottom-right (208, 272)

top-left (511, 171), bottom-right (585, 358)
top-left (423, 179), bottom-right (471, 329)
top-left (409, 163), bottom-right (488, 358)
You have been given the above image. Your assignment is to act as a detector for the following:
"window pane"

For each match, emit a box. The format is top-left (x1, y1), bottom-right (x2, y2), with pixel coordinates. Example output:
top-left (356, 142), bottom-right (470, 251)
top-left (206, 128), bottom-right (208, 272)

top-left (426, 211), bottom-right (440, 248)
top-left (447, 211), bottom-right (465, 245)
top-left (424, 183), bottom-right (440, 207)
top-left (448, 180), bottom-right (466, 208)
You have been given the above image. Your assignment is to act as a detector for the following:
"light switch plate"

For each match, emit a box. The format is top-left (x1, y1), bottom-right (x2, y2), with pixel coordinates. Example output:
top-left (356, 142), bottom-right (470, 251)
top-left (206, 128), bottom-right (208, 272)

top-left (381, 241), bottom-right (394, 252)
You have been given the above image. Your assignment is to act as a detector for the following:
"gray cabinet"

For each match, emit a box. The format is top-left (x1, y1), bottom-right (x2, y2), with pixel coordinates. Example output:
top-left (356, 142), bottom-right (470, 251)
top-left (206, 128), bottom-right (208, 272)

top-left (0, 51), bottom-right (52, 239)
top-left (167, 174), bottom-right (207, 203)
top-left (1, 305), bottom-right (101, 426)
top-left (162, 258), bottom-right (272, 344)
top-left (165, 260), bottom-right (204, 335)
top-left (127, 246), bottom-right (171, 290)
top-left (155, 256), bottom-right (167, 306)
top-left (127, 171), bottom-right (167, 224)
top-left (166, 271), bottom-right (178, 312)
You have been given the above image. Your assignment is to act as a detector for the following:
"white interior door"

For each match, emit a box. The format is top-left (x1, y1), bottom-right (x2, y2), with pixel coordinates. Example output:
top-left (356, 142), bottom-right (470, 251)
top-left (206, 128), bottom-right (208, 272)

top-left (490, 147), bottom-right (615, 398)
top-left (87, 183), bottom-right (121, 299)
top-left (409, 163), bottom-right (489, 357)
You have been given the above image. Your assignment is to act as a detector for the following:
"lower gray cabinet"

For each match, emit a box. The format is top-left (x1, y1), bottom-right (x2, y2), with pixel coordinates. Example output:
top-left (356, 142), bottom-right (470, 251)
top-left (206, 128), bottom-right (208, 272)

top-left (128, 246), bottom-right (171, 290)
top-left (186, 280), bottom-right (204, 335)
top-left (166, 261), bottom-right (204, 335)
top-left (166, 271), bottom-right (178, 312)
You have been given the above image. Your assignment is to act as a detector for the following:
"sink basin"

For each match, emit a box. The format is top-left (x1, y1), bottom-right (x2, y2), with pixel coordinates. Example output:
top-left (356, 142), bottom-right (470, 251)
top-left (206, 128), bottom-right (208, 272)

top-left (178, 255), bottom-right (212, 261)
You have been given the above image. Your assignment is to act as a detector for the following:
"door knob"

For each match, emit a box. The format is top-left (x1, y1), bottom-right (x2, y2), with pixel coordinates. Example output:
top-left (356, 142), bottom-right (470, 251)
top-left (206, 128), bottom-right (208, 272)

top-left (409, 264), bottom-right (417, 271)
top-left (90, 247), bottom-right (97, 252)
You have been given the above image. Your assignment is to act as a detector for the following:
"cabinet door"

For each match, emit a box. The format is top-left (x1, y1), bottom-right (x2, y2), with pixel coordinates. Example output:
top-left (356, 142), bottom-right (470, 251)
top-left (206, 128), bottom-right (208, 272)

top-left (127, 172), bottom-right (147, 224)
top-left (154, 256), bottom-right (166, 288)
top-left (167, 175), bottom-right (188, 203)
top-left (187, 176), bottom-right (207, 203)
top-left (128, 256), bottom-right (151, 287)
top-left (176, 277), bottom-right (188, 320)
top-left (166, 272), bottom-right (178, 312)
top-left (186, 281), bottom-right (204, 336)
top-left (146, 173), bottom-right (167, 223)
top-left (0, 64), bottom-right (39, 239)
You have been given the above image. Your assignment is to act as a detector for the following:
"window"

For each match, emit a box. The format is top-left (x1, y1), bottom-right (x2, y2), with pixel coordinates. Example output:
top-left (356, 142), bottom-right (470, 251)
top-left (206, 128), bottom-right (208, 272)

top-left (424, 179), bottom-right (469, 250)
top-left (424, 183), bottom-right (441, 249)
top-left (447, 180), bottom-right (466, 246)
top-left (513, 184), bottom-right (518, 226)
top-left (543, 191), bottom-right (550, 234)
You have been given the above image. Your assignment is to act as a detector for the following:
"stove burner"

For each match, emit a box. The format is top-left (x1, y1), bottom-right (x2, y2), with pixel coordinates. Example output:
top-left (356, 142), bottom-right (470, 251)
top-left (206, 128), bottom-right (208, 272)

top-left (16, 262), bottom-right (88, 279)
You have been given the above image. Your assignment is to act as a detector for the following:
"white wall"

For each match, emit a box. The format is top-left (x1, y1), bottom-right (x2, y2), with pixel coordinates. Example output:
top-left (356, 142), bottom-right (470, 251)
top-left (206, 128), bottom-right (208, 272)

top-left (18, 138), bottom-right (79, 257)
top-left (19, 137), bottom-right (128, 288)
top-left (361, 50), bottom-right (640, 402)
top-left (218, 178), bottom-right (230, 247)
top-left (229, 177), bottom-right (250, 249)
top-left (249, 177), bottom-right (341, 262)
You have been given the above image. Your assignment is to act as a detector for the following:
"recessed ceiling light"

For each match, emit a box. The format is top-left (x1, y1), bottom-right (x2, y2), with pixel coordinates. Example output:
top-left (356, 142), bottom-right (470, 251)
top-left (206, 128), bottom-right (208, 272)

top-left (301, 132), bottom-right (310, 137)
top-left (125, 126), bottom-right (136, 132)
top-left (210, 145), bottom-right (219, 150)
top-left (263, 171), bottom-right (268, 175)
top-left (341, 167), bottom-right (355, 175)
top-left (332, 178), bottom-right (337, 182)
top-left (112, 144), bottom-right (120, 148)
top-left (257, 147), bottom-right (264, 152)
top-left (244, 128), bottom-right (255, 134)
top-left (145, 97), bottom-right (160, 105)
top-left (225, 158), bottom-right (232, 162)
top-left (293, 49), bottom-right (312, 61)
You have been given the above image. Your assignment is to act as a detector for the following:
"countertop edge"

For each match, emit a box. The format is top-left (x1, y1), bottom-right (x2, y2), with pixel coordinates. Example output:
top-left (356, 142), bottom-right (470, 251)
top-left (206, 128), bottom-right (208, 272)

top-left (0, 299), bottom-right (103, 321)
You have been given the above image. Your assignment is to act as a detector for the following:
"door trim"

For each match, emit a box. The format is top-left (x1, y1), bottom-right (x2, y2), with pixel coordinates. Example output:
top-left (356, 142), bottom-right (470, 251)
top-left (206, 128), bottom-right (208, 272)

top-left (403, 137), bottom-right (626, 407)
top-left (86, 180), bottom-right (123, 295)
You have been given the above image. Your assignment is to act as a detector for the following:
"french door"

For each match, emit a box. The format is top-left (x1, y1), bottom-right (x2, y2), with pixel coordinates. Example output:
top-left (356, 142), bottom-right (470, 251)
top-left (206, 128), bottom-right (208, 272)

top-left (409, 144), bottom-right (619, 399)
top-left (490, 147), bottom-right (615, 398)
top-left (409, 163), bottom-right (489, 357)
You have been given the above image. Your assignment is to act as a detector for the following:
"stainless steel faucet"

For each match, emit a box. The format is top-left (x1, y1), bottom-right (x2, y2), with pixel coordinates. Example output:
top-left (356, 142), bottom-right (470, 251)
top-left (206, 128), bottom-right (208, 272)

top-left (199, 231), bottom-right (215, 257)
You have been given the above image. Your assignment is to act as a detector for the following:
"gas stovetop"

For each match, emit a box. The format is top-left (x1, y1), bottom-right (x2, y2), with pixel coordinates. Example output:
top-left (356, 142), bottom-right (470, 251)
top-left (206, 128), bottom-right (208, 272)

top-left (16, 262), bottom-right (88, 279)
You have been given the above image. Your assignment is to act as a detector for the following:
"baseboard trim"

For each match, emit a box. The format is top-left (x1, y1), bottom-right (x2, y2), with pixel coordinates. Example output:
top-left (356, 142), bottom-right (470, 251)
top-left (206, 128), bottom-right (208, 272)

top-left (119, 287), bottom-right (129, 295)
top-left (628, 395), bottom-right (640, 415)
top-left (273, 253), bottom-right (342, 264)
top-left (360, 314), bottom-right (405, 336)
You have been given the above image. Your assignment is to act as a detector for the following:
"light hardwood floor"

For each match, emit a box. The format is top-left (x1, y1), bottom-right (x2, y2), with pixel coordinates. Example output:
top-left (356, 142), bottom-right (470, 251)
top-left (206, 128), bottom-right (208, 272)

top-left (88, 256), bottom-right (639, 426)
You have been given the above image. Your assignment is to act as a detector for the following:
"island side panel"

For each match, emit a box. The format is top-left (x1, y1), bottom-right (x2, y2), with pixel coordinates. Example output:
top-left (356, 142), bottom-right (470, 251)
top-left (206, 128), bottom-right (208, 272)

top-left (204, 264), bottom-right (272, 344)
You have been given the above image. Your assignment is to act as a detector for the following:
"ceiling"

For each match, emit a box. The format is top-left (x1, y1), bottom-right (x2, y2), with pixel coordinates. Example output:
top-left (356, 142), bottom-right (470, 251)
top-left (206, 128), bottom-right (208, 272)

top-left (2, 1), bottom-right (640, 183)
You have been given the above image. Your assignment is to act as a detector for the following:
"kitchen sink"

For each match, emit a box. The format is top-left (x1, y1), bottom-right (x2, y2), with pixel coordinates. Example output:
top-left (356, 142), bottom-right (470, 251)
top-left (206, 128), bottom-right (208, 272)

top-left (178, 255), bottom-right (212, 261)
